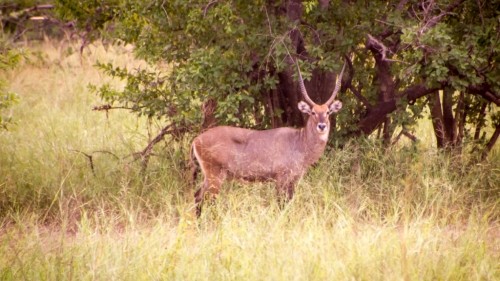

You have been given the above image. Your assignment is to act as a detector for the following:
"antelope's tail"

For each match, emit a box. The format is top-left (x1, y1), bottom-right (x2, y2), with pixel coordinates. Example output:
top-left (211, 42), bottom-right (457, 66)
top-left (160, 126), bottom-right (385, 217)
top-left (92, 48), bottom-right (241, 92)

top-left (189, 143), bottom-right (199, 186)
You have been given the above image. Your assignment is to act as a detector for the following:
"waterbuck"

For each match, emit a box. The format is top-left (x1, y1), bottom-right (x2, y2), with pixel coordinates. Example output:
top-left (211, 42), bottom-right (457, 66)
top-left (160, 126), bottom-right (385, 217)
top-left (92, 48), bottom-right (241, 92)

top-left (191, 61), bottom-right (346, 215)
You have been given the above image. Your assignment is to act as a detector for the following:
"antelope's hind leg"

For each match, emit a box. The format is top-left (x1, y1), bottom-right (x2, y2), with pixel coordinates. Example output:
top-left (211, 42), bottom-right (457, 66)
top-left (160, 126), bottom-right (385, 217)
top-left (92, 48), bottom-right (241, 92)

top-left (194, 180), bottom-right (208, 217)
top-left (194, 167), bottom-right (225, 217)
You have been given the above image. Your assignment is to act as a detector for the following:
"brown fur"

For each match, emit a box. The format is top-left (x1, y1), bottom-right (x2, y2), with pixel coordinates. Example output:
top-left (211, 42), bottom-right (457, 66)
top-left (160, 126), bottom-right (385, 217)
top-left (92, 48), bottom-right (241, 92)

top-left (192, 101), bottom-right (342, 216)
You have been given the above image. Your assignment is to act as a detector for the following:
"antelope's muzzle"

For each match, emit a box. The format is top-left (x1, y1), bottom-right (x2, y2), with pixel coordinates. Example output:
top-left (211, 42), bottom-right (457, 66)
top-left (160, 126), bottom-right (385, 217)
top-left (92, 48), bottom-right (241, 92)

top-left (317, 123), bottom-right (327, 132)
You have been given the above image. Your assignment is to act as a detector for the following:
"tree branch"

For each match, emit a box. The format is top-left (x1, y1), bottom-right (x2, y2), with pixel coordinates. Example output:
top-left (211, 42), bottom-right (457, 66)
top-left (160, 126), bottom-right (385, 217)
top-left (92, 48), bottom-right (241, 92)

top-left (366, 34), bottom-right (409, 64)
top-left (70, 149), bottom-right (119, 176)
top-left (366, 34), bottom-right (391, 62)
top-left (71, 150), bottom-right (95, 176)
top-left (418, 0), bottom-right (465, 35)
top-left (481, 123), bottom-right (500, 160)
top-left (400, 83), bottom-right (440, 101)
top-left (356, 83), bottom-right (440, 135)
top-left (343, 54), bottom-right (372, 109)
top-left (469, 88), bottom-right (500, 106)
top-left (392, 128), bottom-right (418, 145)
top-left (203, 1), bottom-right (219, 17)
top-left (445, 63), bottom-right (500, 106)
top-left (132, 124), bottom-right (189, 171)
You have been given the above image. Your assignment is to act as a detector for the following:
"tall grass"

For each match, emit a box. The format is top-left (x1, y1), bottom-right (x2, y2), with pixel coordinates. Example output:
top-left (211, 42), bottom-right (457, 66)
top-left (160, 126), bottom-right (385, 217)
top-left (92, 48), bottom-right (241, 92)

top-left (0, 40), bottom-right (498, 280)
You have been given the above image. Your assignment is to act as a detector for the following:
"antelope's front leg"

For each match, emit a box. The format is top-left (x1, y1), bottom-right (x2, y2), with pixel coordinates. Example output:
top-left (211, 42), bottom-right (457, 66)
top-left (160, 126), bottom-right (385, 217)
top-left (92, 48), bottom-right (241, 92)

top-left (276, 176), bottom-right (298, 208)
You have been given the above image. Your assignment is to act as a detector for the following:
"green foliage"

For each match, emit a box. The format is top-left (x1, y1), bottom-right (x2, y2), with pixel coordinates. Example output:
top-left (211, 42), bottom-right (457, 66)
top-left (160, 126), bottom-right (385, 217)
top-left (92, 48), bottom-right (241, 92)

top-left (0, 39), bottom-right (22, 130)
top-left (0, 89), bottom-right (18, 130)
top-left (55, 1), bottom-right (339, 128)
top-left (55, 0), bottom-right (499, 152)
top-left (90, 62), bottom-right (173, 119)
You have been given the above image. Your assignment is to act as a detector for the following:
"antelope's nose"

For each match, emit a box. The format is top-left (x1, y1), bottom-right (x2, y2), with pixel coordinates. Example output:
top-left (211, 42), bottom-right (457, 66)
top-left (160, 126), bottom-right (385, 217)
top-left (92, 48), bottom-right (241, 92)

top-left (317, 123), bottom-right (327, 131)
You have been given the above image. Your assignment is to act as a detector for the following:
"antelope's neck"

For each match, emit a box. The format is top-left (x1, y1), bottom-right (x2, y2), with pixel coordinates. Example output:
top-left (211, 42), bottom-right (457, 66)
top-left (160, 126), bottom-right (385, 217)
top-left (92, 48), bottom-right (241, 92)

top-left (299, 119), bottom-right (329, 165)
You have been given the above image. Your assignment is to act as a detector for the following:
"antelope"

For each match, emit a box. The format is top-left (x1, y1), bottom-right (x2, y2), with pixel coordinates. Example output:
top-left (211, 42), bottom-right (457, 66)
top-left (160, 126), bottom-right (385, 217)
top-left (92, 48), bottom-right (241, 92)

top-left (191, 61), bottom-right (346, 215)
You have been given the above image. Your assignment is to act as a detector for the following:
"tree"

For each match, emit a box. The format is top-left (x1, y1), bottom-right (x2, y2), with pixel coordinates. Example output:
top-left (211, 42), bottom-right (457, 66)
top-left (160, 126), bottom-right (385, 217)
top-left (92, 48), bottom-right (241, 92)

top-left (56, 0), bottom-right (499, 158)
top-left (0, 1), bottom-right (72, 41)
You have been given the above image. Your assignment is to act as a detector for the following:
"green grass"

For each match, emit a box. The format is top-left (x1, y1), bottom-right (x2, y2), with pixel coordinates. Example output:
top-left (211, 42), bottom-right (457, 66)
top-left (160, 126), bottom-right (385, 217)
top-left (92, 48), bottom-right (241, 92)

top-left (0, 40), bottom-right (498, 280)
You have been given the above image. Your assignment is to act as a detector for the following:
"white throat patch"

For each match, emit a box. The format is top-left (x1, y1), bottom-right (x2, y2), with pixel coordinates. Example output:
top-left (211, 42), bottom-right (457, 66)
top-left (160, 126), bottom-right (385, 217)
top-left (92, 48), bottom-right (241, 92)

top-left (319, 132), bottom-right (328, 142)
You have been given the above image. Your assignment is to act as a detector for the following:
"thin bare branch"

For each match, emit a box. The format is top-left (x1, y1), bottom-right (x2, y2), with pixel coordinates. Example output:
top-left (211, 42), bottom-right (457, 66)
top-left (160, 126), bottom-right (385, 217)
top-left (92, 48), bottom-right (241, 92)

top-left (418, 0), bottom-right (465, 35)
top-left (396, 0), bottom-right (409, 10)
top-left (367, 34), bottom-right (391, 61)
top-left (69, 149), bottom-right (121, 176)
top-left (203, 0), bottom-right (219, 17)
top-left (133, 124), bottom-right (189, 171)
top-left (392, 129), bottom-right (418, 145)
top-left (93, 150), bottom-right (120, 160)
top-left (70, 150), bottom-right (96, 176)
top-left (92, 104), bottom-right (146, 111)
top-left (367, 33), bottom-right (409, 64)
top-left (263, 5), bottom-right (273, 36)
top-left (299, 21), bottom-right (322, 44)
top-left (476, 0), bottom-right (485, 26)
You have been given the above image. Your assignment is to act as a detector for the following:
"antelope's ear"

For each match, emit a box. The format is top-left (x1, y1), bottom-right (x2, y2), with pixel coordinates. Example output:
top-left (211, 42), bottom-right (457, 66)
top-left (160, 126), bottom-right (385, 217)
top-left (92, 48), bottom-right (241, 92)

top-left (328, 100), bottom-right (342, 114)
top-left (298, 101), bottom-right (312, 114)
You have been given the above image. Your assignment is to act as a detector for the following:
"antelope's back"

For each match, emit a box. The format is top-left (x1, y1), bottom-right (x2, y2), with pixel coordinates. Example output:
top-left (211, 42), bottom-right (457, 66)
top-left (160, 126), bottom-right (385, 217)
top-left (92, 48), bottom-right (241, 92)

top-left (193, 126), bottom-right (304, 177)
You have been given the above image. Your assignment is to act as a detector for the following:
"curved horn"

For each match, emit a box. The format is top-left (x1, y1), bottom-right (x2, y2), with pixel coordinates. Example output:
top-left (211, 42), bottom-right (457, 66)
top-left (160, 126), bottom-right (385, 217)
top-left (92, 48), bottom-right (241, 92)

top-left (295, 61), bottom-right (316, 106)
top-left (326, 61), bottom-right (346, 105)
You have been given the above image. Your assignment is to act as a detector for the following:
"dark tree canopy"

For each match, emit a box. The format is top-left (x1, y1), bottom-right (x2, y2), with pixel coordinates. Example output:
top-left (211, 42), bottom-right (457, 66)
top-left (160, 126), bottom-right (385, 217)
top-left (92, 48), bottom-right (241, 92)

top-left (54, 0), bottom-right (499, 154)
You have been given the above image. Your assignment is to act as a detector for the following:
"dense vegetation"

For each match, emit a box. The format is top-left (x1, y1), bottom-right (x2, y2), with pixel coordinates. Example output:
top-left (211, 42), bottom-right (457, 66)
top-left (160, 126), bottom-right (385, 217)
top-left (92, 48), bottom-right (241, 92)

top-left (0, 41), bottom-right (498, 280)
top-left (0, 1), bottom-right (498, 280)
top-left (53, 0), bottom-right (499, 155)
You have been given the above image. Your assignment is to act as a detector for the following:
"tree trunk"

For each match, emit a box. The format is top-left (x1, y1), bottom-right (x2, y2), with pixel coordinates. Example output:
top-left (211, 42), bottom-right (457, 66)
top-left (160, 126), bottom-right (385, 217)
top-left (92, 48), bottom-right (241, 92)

top-left (270, 0), bottom-right (339, 129)
top-left (442, 87), bottom-right (456, 147)
top-left (382, 117), bottom-right (392, 146)
top-left (277, 70), bottom-right (304, 127)
top-left (474, 101), bottom-right (487, 140)
top-left (356, 33), bottom-right (398, 140)
top-left (455, 92), bottom-right (466, 146)
top-left (270, 88), bottom-right (284, 128)
top-left (482, 124), bottom-right (500, 160)
top-left (428, 91), bottom-right (445, 148)
top-left (311, 68), bottom-right (339, 105)
top-left (201, 99), bottom-right (217, 129)
top-left (264, 0), bottom-right (305, 129)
